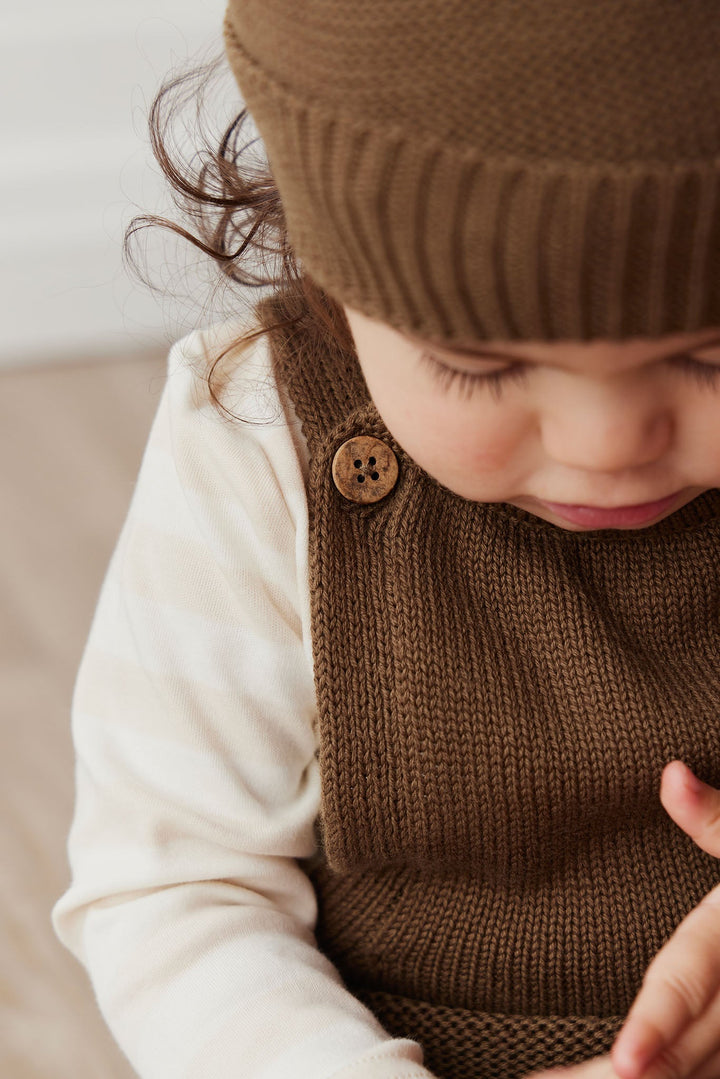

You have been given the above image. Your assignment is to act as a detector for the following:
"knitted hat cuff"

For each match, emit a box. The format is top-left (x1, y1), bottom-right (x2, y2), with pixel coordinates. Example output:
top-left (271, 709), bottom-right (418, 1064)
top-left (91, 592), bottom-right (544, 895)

top-left (225, 14), bottom-right (720, 342)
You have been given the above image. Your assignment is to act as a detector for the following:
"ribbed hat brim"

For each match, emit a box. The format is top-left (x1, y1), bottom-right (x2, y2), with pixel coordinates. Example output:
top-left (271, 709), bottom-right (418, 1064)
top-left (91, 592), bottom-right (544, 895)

top-left (225, 7), bottom-right (720, 340)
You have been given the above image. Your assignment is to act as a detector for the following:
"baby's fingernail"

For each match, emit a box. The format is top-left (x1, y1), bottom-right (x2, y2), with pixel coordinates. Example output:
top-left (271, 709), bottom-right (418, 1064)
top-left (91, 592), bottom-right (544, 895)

top-left (613, 1043), bottom-right (650, 1079)
top-left (681, 764), bottom-right (704, 794)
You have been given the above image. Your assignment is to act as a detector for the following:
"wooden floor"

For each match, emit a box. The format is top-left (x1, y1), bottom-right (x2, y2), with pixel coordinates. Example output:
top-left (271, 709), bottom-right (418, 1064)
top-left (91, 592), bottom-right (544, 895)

top-left (0, 351), bottom-right (167, 1078)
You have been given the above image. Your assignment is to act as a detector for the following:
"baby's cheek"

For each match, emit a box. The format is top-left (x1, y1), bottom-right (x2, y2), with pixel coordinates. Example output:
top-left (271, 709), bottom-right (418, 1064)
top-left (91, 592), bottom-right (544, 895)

top-left (444, 411), bottom-right (525, 472)
top-left (370, 384), bottom-right (530, 493)
top-left (410, 414), bottom-right (526, 498)
top-left (687, 410), bottom-right (720, 482)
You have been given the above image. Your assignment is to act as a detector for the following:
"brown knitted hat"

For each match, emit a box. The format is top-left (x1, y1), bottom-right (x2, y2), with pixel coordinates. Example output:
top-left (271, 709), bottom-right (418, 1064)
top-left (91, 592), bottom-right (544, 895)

top-left (224, 0), bottom-right (720, 342)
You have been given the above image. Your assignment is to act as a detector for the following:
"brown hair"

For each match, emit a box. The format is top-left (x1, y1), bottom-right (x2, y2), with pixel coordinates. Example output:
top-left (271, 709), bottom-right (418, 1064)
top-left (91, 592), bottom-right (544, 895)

top-left (123, 53), bottom-right (354, 419)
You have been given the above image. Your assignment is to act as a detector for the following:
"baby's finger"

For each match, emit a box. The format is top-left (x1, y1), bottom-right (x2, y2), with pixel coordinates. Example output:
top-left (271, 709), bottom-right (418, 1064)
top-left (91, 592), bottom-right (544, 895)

top-left (689, 1042), bottom-right (720, 1079)
top-left (526, 1053), bottom-right (618, 1079)
top-left (660, 762), bottom-right (720, 858)
top-left (611, 886), bottom-right (720, 1079)
top-left (632, 986), bottom-right (720, 1079)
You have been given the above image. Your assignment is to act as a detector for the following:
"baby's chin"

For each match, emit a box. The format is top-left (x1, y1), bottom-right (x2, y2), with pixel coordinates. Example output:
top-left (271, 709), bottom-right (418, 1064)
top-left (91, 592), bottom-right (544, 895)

top-left (508, 487), bottom-right (708, 532)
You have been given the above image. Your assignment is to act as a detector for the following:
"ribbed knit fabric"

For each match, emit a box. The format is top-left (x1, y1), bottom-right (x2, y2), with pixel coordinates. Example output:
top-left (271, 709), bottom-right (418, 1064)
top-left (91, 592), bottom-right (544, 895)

top-left (262, 291), bottom-right (720, 1078)
top-left (225, 1), bottom-right (720, 342)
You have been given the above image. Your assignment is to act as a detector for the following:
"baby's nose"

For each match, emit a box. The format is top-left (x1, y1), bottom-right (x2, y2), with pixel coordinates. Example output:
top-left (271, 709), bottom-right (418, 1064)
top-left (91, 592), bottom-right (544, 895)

top-left (541, 397), bottom-right (674, 474)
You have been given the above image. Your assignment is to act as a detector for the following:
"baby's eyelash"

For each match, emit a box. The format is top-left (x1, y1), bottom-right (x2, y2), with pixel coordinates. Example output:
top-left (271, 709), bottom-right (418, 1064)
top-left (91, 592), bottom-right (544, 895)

top-left (672, 353), bottom-right (720, 388)
top-left (419, 350), bottom-right (720, 398)
top-left (419, 351), bottom-right (527, 400)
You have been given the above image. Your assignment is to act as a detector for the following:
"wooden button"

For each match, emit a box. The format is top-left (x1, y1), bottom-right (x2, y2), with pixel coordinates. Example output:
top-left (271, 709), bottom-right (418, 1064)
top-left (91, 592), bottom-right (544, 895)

top-left (331, 436), bottom-right (399, 504)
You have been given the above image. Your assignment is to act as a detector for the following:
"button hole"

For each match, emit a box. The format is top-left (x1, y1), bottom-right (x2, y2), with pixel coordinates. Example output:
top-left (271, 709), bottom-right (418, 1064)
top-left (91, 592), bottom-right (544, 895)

top-left (368, 457), bottom-right (376, 467)
top-left (357, 475), bottom-right (365, 483)
top-left (370, 472), bottom-right (379, 481)
top-left (354, 459), bottom-right (362, 468)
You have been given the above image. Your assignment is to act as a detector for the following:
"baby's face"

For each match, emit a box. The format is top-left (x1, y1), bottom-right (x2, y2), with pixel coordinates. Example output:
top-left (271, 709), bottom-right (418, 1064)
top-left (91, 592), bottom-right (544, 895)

top-left (343, 305), bottom-right (720, 531)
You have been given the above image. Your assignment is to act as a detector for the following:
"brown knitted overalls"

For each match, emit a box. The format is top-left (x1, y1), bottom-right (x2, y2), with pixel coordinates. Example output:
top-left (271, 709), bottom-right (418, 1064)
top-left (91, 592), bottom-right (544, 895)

top-left (265, 296), bottom-right (720, 1079)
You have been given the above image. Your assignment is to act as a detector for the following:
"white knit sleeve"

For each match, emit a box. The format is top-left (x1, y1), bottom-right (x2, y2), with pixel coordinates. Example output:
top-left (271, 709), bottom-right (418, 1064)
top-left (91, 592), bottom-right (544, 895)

top-left (51, 324), bottom-right (433, 1079)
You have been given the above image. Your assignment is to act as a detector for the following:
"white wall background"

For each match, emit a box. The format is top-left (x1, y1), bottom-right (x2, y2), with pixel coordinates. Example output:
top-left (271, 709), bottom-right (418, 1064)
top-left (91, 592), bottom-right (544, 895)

top-left (0, 1), bottom-right (244, 368)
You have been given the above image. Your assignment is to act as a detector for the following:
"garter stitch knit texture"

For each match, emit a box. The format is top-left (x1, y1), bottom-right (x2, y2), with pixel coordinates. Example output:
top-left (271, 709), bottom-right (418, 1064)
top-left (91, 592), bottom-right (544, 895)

top-left (262, 290), bottom-right (720, 1079)
top-left (225, 0), bottom-right (720, 342)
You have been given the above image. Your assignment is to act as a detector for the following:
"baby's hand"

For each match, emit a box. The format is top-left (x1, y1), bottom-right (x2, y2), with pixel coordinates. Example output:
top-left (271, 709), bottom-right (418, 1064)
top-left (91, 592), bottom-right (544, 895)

top-left (527, 1052), bottom-right (619, 1079)
top-left (610, 761), bottom-right (720, 1079)
top-left (529, 762), bottom-right (720, 1079)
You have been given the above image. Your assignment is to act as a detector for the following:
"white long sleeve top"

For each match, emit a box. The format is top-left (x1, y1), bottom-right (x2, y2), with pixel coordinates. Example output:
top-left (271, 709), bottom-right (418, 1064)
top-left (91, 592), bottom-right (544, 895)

top-left (52, 321), bottom-right (434, 1079)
